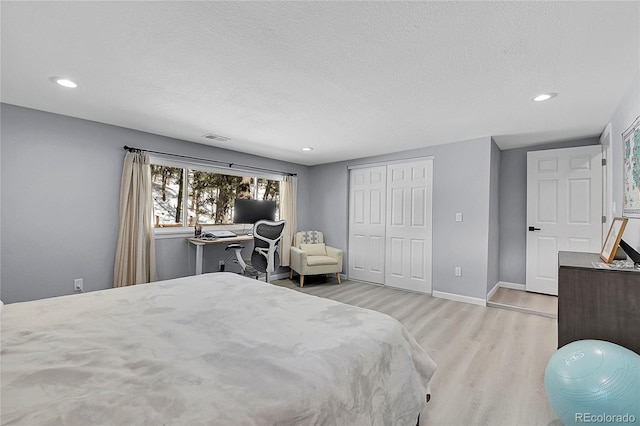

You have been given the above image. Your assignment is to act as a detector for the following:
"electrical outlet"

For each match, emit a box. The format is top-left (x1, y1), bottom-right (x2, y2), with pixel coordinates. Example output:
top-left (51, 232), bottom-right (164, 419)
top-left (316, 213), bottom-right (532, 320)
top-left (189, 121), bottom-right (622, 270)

top-left (455, 212), bottom-right (463, 222)
top-left (219, 261), bottom-right (225, 272)
top-left (74, 278), bottom-right (84, 292)
top-left (455, 267), bottom-right (462, 277)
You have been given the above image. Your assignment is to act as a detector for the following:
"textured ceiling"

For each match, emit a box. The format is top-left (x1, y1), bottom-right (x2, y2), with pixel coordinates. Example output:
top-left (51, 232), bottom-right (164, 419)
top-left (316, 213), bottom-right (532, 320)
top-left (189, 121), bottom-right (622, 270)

top-left (1, 1), bottom-right (638, 165)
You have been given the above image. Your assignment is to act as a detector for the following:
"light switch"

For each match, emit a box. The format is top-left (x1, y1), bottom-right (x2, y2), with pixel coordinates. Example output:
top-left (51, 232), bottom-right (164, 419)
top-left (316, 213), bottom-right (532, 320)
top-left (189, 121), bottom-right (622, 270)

top-left (455, 212), bottom-right (463, 222)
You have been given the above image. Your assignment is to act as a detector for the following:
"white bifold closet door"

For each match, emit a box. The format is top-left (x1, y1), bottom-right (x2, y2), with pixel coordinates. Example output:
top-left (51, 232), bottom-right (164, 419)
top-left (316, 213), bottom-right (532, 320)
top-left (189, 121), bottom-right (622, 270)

top-left (349, 158), bottom-right (433, 294)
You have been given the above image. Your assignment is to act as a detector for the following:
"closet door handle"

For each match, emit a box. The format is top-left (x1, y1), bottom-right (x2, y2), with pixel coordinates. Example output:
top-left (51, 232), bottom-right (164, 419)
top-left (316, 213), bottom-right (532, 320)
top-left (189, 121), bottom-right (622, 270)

top-left (528, 226), bottom-right (541, 231)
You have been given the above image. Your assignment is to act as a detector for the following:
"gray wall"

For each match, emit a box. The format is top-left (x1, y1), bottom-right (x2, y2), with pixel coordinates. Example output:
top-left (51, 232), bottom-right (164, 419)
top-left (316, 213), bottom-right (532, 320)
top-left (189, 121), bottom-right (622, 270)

top-left (309, 137), bottom-right (494, 301)
top-left (307, 162), bottom-right (350, 253)
top-left (0, 104), bottom-right (311, 303)
top-left (497, 137), bottom-right (599, 285)
top-left (487, 139), bottom-right (501, 293)
top-left (608, 71), bottom-right (640, 250)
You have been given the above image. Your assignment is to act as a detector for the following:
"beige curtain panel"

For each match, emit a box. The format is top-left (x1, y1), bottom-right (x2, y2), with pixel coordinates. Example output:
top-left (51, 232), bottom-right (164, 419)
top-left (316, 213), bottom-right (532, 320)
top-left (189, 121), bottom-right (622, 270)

top-left (114, 151), bottom-right (158, 287)
top-left (279, 175), bottom-right (297, 267)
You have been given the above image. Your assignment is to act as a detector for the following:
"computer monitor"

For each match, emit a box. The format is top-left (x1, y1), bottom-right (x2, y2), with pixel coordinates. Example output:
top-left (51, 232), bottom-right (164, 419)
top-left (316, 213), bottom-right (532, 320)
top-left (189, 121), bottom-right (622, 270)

top-left (232, 199), bottom-right (276, 224)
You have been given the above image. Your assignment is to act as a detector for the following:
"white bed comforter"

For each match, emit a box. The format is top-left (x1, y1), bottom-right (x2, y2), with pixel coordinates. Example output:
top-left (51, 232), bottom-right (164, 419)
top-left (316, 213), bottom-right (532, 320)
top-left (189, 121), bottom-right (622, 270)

top-left (1, 273), bottom-right (436, 425)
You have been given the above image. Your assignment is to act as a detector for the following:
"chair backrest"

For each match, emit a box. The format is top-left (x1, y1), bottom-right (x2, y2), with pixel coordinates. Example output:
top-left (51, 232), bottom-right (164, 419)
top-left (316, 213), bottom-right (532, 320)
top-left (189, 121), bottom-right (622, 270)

top-left (293, 231), bottom-right (325, 248)
top-left (251, 220), bottom-right (286, 274)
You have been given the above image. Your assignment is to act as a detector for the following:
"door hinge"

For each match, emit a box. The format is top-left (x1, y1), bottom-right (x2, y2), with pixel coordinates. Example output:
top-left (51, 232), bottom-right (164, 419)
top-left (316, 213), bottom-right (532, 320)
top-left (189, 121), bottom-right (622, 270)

top-left (603, 215), bottom-right (607, 224)
top-left (602, 158), bottom-right (607, 166)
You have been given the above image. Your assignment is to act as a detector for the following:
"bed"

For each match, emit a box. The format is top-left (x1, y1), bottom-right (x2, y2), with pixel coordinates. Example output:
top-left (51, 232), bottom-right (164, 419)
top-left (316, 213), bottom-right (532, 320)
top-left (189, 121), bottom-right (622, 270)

top-left (1, 272), bottom-right (436, 425)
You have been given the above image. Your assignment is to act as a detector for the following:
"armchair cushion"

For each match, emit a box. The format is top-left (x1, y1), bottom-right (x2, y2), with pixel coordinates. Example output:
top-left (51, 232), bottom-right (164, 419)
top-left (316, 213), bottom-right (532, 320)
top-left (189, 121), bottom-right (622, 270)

top-left (300, 243), bottom-right (327, 256)
top-left (307, 255), bottom-right (338, 266)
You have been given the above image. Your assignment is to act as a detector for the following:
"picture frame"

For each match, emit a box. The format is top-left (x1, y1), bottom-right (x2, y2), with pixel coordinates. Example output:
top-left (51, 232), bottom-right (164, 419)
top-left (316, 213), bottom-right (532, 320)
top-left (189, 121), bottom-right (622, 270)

top-left (600, 217), bottom-right (628, 263)
top-left (622, 116), bottom-right (640, 218)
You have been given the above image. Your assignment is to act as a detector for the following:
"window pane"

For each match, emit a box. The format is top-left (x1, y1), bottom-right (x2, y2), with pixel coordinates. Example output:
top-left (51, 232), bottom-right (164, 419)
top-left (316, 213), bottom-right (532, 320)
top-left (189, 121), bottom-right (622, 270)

top-left (188, 171), bottom-right (251, 225)
top-left (257, 178), bottom-right (281, 220)
top-left (151, 165), bottom-right (185, 227)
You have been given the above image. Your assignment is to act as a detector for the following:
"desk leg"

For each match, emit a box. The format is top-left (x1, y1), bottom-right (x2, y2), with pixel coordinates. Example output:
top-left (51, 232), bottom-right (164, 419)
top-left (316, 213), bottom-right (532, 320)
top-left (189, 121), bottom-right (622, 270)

top-left (195, 243), bottom-right (204, 275)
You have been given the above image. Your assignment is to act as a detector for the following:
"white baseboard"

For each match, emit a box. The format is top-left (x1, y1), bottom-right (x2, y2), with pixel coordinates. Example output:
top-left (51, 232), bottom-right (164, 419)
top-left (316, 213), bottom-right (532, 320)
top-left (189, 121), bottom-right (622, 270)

top-left (487, 282), bottom-right (500, 300)
top-left (498, 281), bottom-right (526, 291)
top-left (433, 291), bottom-right (486, 307)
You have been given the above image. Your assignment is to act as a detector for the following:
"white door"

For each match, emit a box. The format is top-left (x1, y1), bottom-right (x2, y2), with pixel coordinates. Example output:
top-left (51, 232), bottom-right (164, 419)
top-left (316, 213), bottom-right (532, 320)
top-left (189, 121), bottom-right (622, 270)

top-left (385, 159), bottom-right (433, 293)
top-left (600, 123), bottom-right (614, 239)
top-left (348, 166), bottom-right (387, 284)
top-left (526, 146), bottom-right (602, 295)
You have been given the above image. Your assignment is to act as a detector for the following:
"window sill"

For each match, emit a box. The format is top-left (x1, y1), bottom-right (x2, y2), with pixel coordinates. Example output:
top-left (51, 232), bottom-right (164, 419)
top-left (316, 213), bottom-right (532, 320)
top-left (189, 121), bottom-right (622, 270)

top-left (154, 225), bottom-right (251, 240)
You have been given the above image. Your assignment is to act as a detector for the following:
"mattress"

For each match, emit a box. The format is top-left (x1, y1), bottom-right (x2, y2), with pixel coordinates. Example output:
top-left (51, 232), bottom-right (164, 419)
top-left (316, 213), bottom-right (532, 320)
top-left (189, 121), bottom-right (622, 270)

top-left (1, 272), bottom-right (436, 425)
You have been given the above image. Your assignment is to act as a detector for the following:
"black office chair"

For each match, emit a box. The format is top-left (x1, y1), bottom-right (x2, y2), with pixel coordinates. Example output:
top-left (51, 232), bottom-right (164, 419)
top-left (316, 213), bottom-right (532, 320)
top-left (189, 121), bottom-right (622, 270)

top-left (225, 219), bottom-right (286, 282)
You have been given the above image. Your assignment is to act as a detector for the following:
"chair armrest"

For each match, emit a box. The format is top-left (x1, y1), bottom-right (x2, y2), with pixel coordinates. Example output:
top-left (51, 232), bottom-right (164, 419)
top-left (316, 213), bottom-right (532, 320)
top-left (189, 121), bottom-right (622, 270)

top-left (225, 243), bottom-right (244, 250)
top-left (325, 246), bottom-right (343, 272)
top-left (290, 246), bottom-right (306, 258)
top-left (325, 246), bottom-right (343, 261)
top-left (289, 246), bottom-right (307, 272)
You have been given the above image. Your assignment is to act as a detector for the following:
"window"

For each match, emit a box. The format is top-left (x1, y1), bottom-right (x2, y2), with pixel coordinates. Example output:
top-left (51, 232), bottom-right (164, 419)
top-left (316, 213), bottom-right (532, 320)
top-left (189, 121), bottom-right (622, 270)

top-left (151, 163), bottom-right (280, 228)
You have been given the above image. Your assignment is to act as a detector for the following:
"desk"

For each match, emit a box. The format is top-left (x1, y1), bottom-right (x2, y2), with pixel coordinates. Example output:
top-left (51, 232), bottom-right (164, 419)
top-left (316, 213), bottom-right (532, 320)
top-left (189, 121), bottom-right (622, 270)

top-left (558, 251), bottom-right (640, 354)
top-left (187, 235), bottom-right (253, 275)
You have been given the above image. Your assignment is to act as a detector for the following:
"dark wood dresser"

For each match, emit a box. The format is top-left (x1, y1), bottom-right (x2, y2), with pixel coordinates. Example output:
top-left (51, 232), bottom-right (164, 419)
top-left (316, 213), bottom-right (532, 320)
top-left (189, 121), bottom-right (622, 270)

top-left (558, 251), bottom-right (640, 355)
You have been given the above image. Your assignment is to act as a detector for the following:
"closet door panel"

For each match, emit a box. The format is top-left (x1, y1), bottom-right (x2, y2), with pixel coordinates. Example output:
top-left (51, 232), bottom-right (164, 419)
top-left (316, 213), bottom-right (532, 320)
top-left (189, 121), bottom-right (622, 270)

top-left (385, 160), bottom-right (433, 293)
top-left (348, 166), bottom-right (387, 284)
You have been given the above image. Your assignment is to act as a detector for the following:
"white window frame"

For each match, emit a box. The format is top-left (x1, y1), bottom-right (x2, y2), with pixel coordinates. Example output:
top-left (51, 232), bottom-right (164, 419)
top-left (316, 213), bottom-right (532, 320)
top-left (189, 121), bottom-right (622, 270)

top-left (149, 155), bottom-right (282, 238)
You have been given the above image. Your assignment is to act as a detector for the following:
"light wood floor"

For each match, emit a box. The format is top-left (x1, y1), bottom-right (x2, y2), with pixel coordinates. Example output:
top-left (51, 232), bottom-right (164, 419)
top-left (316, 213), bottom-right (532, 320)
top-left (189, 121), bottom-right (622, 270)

top-left (488, 287), bottom-right (558, 318)
top-left (273, 277), bottom-right (561, 426)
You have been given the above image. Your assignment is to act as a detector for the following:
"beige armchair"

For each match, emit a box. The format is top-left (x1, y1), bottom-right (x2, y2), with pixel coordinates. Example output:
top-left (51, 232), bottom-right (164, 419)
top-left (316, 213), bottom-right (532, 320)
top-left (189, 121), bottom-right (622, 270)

top-left (289, 231), bottom-right (343, 287)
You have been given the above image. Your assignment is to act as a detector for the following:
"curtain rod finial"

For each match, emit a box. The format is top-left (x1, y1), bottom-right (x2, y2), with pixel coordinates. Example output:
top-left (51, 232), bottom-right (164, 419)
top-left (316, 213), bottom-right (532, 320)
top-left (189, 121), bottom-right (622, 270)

top-left (124, 146), bottom-right (143, 153)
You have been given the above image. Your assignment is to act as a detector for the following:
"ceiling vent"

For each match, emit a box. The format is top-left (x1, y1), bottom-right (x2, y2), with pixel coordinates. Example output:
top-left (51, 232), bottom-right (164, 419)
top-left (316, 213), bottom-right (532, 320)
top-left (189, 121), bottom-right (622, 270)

top-left (202, 133), bottom-right (230, 142)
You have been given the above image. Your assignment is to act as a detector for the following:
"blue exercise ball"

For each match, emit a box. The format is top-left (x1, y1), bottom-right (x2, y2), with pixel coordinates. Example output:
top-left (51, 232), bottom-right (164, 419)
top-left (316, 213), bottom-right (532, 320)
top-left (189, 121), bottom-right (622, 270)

top-left (544, 340), bottom-right (639, 426)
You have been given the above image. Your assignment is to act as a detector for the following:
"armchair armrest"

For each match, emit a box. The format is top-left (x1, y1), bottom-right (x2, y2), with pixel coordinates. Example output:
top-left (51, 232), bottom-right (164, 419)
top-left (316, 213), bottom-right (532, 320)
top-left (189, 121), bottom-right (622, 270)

top-left (289, 246), bottom-right (307, 273)
top-left (325, 246), bottom-right (343, 271)
top-left (325, 246), bottom-right (343, 261)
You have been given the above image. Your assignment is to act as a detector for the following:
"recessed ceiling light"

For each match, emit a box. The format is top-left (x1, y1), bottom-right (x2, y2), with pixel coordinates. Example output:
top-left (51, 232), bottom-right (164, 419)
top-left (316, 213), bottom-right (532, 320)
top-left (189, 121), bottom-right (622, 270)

top-left (302, 147), bottom-right (314, 152)
top-left (532, 92), bottom-right (557, 102)
top-left (50, 77), bottom-right (78, 88)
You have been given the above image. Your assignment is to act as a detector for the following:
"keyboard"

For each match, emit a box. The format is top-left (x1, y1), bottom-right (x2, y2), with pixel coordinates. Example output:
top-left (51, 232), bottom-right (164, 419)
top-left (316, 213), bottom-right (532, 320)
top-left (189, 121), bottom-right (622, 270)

top-left (202, 230), bottom-right (237, 238)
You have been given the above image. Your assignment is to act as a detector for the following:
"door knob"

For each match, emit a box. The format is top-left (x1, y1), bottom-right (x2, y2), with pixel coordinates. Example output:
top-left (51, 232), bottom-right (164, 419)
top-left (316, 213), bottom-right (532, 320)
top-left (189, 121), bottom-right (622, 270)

top-left (528, 226), bottom-right (541, 231)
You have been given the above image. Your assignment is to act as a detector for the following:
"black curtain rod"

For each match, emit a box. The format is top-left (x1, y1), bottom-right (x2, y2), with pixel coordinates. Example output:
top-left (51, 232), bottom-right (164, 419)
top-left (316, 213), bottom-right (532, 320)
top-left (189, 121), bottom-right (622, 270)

top-left (123, 145), bottom-right (296, 177)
